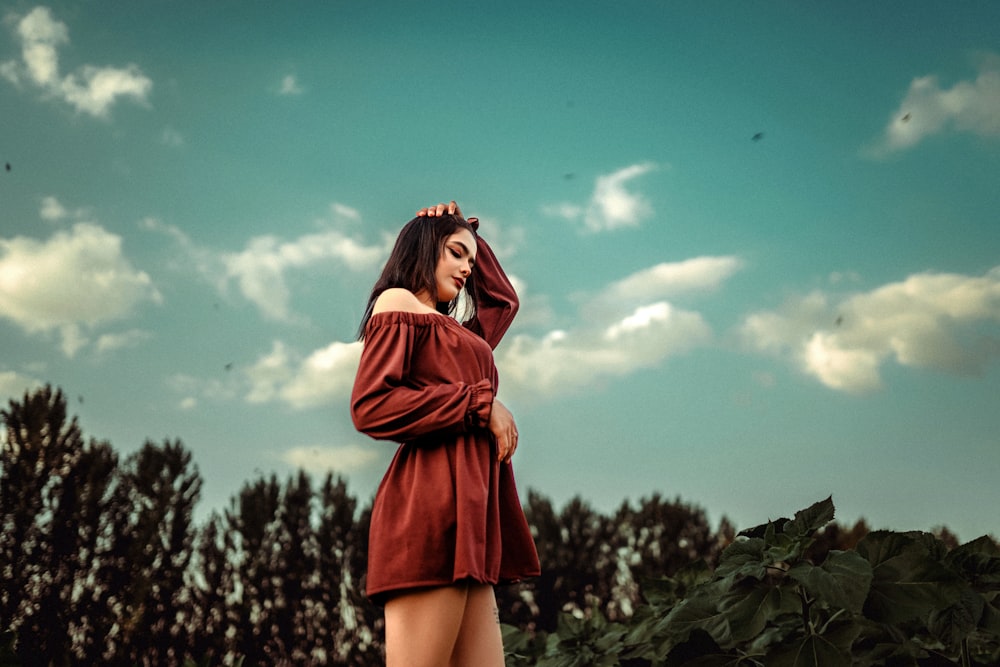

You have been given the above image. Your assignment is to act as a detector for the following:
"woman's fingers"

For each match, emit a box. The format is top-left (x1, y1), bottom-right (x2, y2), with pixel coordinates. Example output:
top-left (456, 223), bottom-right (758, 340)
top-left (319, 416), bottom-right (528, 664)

top-left (499, 429), bottom-right (518, 462)
top-left (415, 201), bottom-right (462, 218)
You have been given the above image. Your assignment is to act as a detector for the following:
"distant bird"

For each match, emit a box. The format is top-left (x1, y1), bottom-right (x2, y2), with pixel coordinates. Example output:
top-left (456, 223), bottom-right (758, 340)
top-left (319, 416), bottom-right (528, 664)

top-left (224, 362), bottom-right (234, 372)
top-left (835, 316), bottom-right (843, 327)
top-left (901, 113), bottom-right (911, 123)
top-left (4, 163), bottom-right (9, 172)
top-left (563, 173), bottom-right (575, 180)
top-left (752, 132), bottom-right (764, 142)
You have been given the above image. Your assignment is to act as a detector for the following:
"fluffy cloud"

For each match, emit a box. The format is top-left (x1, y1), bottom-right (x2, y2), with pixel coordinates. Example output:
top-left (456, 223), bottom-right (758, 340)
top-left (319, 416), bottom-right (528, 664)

top-left (95, 328), bottom-right (152, 353)
top-left (245, 340), bottom-right (362, 410)
top-left (281, 444), bottom-right (378, 474)
top-left (499, 302), bottom-right (711, 396)
top-left (545, 163), bottom-right (658, 232)
top-left (1, 6), bottom-right (152, 117)
top-left (497, 256), bottom-right (739, 397)
top-left (223, 228), bottom-right (387, 321)
top-left (278, 74), bottom-right (303, 95)
top-left (0, 370), bottom-right (43, 401)
top-left (0, 223), bottom-right (162, 356)
top-left (584, 256), bottom-right (742, 320)
top-left (740, 267), bottom-right (1000, 392)
top-left (871, 55), bottom-right (1000, 155)
top-left (142, 203), bottom-right (387, 322)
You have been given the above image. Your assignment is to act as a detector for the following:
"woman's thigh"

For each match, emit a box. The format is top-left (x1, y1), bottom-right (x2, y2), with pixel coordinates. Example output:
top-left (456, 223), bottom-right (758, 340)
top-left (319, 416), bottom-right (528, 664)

top-left (384, 584), bottom-right (469, 667)
top-left (450, 584), bottom-right (504, 667)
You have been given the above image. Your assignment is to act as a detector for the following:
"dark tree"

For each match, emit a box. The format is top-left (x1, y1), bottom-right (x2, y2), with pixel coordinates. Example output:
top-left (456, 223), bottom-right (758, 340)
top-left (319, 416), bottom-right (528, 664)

top-left (225, 474), bottom-right (283, 665)
top-left (0, 385), bottom-right (119, 665)
top-left (513, 493), bottom-right (618, 632)
top-left (107, 440), bottom-right (202, 666)
top-left (188, 510), bottom-right (236, 664)
top-left (611, 494), bottom-right (731, 619)
top-left (338, 495), bottom-right (381, 666)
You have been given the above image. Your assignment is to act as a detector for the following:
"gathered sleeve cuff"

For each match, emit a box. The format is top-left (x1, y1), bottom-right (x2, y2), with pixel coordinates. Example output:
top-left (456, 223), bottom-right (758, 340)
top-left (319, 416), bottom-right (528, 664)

top-left (464, 378), bottom-right (494, 430)
top-left (351, 314), bottom-right (495, 442)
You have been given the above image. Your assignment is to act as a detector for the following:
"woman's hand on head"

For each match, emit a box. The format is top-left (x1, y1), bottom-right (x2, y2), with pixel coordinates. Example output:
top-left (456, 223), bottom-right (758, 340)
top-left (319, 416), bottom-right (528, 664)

top-left (488, 398), bottom-right (519, 463)
top-left (416, 200), bottom-right (463, 219)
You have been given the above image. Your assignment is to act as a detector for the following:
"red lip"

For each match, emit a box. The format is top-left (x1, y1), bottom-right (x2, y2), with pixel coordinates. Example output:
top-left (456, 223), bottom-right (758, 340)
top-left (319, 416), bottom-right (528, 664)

top-left (453, 277), bottom-right (465, 289)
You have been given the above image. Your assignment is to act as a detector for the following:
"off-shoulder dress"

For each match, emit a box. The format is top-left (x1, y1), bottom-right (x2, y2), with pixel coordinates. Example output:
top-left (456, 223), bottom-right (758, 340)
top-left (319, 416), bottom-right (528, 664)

top-left (351, 233), bottom-right (540, 602)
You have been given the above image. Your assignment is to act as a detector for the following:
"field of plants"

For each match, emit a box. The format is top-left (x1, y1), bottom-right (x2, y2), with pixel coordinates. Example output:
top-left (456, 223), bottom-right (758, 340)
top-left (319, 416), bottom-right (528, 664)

top-left (2, 387), bottom-right (998, 665)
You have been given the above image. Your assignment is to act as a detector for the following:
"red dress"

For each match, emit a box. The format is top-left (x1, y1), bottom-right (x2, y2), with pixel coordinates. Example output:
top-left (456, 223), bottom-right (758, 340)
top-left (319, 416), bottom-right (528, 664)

top-left (351, 234), bottom-right (540, 602)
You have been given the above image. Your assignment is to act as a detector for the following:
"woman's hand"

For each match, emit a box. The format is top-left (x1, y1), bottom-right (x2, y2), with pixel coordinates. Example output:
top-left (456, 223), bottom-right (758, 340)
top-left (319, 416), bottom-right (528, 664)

top-left (488, 398), bottom-right (519, 463)
top-left (416, 200), bottom-right (463, 219)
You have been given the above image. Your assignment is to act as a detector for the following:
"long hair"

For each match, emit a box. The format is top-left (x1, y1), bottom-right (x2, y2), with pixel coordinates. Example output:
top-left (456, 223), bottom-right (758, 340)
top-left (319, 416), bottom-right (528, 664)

top-left (357, 214), bottom-right (479, 339)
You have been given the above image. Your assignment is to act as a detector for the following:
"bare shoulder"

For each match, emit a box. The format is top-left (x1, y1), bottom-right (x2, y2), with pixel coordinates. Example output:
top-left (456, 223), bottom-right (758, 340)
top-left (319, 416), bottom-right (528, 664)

top-left (372, 288), bottom-right (436, 315)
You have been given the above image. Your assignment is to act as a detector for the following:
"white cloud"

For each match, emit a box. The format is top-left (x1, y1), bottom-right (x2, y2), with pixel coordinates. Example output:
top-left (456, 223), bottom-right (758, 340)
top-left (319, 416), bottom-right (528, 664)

top-left (278, 74), bottom-right (303, 95)
top-left (39, 195), bottom-right (67, 221)
top-left (740, 266), bottom-right (1000, 392)
top-left (870, 54), bottom-right (1000, 155)
top-left (0, 223), bottom-right (162, 356)
top-left (2, 6), bottom-right (152, 118)
top-left (585, 256), bottom-right (742, 319)
top-left (95, 328), bottom-right (152, 353)
top-left (544, 163), bottom-right (658, 232)
top-left (141, 204), bottom-right (386, 321)
top-left (0, 370), bottom-right (43, 400)
top-left (499, 301), bottom-right (711, 396)
top-left (282, 444), bottom-right (379, 475)
top-left (495, 257), bottom-right (738, 398)
top-left (167, 373), bottom-right (239, 410)
top-left (161, 127), bottom-right (184, 147)
top-left (223, 228), bottom-right (387, 321)
top-left (245, 340), bottom-right (363, 410)
top-left (38, 195), bottom-right (89, 222)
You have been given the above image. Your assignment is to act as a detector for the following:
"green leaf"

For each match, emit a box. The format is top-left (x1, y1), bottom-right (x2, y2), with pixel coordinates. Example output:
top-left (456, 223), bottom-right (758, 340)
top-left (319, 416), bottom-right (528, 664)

top-left (788, 550), bottom-right (872, 613)
top-left (662, 594), bottom-right (732, 645)
top-left (857, 530), bottom-right (965, 624)
top-left (785, 497), bottom-right (835, 540)
top-left (717, 538), bottom-right (767, 580)
top-left (766, 632), bottom-right (852, 667)
top-left (945, 535), bottom-right (1000, 589)
top-left (719, 585), bottom-right (798, 644)
top-left (978, 592), bottom-right (1000, 636)
top-left (927, 588), bottom-right (984, 648)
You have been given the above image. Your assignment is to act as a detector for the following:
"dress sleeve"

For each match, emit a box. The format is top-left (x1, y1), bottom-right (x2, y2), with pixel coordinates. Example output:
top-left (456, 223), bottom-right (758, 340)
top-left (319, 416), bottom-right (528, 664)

top-left (465, 233), bottom-right (519, 349)
top-left (351, 315), bottom-right (494, 442)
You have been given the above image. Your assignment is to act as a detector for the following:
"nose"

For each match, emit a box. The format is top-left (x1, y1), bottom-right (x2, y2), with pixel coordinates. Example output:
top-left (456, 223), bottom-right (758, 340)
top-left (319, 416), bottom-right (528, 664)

top-left (460, 262), bottom-right (471, 276)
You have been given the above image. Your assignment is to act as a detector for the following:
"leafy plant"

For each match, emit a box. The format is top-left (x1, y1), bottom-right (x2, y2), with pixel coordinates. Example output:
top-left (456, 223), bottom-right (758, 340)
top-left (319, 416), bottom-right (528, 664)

top-left (505, 497), bottom-right (1000, 666)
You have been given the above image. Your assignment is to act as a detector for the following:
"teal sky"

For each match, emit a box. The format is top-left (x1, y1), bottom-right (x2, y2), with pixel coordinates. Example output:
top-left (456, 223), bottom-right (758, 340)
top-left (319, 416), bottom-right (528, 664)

top-left (2, 1), bottom-right (999, 540)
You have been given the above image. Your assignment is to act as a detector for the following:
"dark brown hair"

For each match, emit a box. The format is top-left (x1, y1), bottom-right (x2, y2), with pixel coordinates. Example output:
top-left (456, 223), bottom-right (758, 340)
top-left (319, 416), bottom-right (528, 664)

top-left (357, 214), bottom-right (479, 339)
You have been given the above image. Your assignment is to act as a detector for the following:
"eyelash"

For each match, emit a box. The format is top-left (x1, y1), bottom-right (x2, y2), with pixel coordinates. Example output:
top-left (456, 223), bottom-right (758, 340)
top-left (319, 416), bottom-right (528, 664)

top-left (449, 247), bottom-right (474, 268)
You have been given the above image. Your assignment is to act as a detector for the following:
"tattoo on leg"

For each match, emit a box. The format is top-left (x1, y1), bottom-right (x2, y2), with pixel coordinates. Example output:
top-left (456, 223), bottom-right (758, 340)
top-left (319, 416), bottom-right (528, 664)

top-left (493, 606), bottom-right (500, 625)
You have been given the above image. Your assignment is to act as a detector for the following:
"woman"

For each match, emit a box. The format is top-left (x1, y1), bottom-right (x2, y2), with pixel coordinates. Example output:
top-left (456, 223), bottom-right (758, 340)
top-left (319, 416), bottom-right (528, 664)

top-left (351, 201), bottom-right (540, 666)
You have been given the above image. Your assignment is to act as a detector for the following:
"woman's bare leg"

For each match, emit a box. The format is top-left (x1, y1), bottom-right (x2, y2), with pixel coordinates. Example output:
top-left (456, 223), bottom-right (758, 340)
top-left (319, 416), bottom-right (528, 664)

top-left (450, 584), bottom-right (504, 667)
top-left (384, 584), bottom-right (469, 667)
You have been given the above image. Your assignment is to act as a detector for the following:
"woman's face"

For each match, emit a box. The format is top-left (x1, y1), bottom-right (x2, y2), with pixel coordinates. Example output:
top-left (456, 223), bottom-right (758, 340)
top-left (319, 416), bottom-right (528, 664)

top-left (434, 228), bottom-right (477, 303)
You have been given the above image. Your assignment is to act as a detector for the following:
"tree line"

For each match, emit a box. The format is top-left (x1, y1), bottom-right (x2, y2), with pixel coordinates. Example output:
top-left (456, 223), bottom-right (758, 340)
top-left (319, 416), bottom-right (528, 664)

top-left (0, 386), bottom-right (947, 666)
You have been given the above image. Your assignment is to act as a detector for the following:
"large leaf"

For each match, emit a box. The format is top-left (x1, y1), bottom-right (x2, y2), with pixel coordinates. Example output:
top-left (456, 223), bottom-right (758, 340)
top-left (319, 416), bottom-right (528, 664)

top-left (784, 497), bottom-right (835, 540)
top-left (945, 535), bottom-right (1000, 590)
top-left (766, 632), bottom-right (852, 667)
top-left (788, 550), bottom-right (872, 613)
top-left (716, 537), bottom-right (767, 581)
top-left (927, 588), bottom-right (984, 649)
top-left (661, 594), bottom-right (732, 645)
top-left (857, 530), bottom-right (965, 624)
top-left (719, 585), bottom-right (799, 645)
top-left (979, 592), bottom-right (1000, 635)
